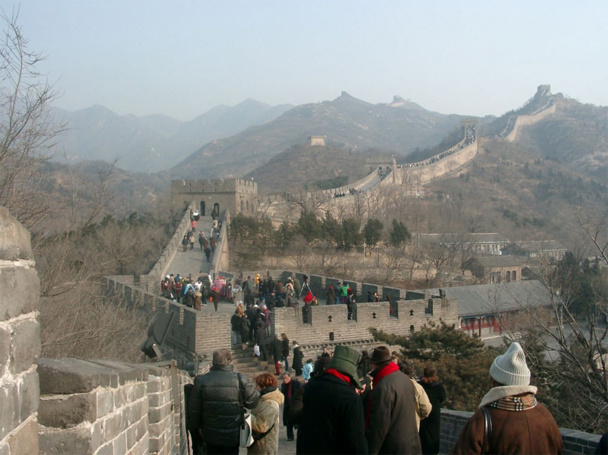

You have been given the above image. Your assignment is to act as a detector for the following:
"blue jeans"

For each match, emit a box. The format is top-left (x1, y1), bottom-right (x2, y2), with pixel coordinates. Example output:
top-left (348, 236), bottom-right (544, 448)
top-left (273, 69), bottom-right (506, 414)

top-left (282, 356), bottom-right (290, 372)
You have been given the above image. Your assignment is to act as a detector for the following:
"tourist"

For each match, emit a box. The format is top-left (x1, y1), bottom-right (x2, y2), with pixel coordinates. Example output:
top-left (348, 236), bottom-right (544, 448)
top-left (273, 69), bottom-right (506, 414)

top-left (271, 334), bottom-right (283, 376)
top-left (297, 345), bottom-right (368, 454)
top-left (188, 349), bottom-right (259, 455)
top-left (280, 373), bottom-right (301, 442)
top-left (292, 341), bottom-right (303, 377)
top-left (451, 342), bottom-right (563, 454)
top-left (418, 365), bottom-right (446, 454)
top-left (399, 362), bottom-right (432, 432)
top-left (249, 373), bottom-right (284, 455)
top-left (302, 359), bottom-right (313, 382)
top-left (366, 346), bottom-right (421, 454)
top-left (281, 333), bottom-right (290, 373)
top-left (326, 284), bottom-right (336, 305)
top-left (182, 234), bottom-right (188, 252)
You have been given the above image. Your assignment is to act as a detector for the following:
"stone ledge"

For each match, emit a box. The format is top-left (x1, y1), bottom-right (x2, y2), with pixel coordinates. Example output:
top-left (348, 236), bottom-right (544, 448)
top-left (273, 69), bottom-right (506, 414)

top-left (38, 358), bottom-right (146, 395)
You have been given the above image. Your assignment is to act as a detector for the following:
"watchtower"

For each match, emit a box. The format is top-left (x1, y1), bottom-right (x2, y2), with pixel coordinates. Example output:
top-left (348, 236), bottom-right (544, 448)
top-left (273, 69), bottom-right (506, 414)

top-left (171, 178), bottom-right (258, 216)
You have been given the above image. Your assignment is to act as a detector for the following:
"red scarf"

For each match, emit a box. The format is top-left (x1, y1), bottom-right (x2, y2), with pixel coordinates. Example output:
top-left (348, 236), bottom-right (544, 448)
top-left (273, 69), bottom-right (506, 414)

top-left (366, 362), bottom-right (399, 429)
top-left (326, 368), bottom-right (352, 385)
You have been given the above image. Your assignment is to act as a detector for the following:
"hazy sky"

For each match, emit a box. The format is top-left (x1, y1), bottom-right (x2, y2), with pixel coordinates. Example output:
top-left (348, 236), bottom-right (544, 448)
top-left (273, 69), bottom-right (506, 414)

top-left (8, 1), bottom-right (608, 121)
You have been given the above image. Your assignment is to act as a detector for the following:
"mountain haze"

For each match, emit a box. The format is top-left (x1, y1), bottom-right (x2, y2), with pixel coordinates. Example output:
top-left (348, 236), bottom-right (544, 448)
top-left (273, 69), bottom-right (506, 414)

top-left (170, 92), bottom-right (465, 179)
top-left (52, 99), bottom-right (292, 173)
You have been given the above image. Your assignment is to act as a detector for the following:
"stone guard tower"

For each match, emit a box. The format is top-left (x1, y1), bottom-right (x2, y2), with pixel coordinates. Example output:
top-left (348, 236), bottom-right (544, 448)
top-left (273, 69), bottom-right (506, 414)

top-left (171, 178), bottom-right (258, 216)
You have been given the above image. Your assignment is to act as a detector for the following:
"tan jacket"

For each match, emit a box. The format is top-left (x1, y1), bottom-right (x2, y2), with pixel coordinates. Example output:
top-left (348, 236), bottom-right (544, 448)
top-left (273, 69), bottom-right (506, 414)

top-left (249, 388), bottom-right (284, 455)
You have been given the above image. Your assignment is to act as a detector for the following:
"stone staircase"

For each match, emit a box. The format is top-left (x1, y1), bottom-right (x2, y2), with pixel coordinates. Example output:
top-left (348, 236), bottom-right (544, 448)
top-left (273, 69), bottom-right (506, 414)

top-left (231, 345), bottom-right (275, 384)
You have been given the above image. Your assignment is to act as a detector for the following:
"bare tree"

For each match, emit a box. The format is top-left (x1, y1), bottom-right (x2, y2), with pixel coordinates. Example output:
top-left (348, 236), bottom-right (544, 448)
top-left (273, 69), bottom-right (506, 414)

top-left (501, 210), bottom-right (608, 433)
top-left (0, 10), bottom-right (65, 229)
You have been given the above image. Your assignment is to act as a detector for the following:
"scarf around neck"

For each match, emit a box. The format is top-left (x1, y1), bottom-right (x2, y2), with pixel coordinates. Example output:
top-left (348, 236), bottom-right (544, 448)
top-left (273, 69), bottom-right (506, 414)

top-left (366, 362), bottom-right (400, 429)
top-left (479, 385), bottom-right (538, 409)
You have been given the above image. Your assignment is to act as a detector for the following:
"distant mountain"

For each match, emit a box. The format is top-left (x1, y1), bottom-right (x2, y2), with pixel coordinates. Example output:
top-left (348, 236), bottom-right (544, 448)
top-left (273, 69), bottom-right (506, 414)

top-left (51, 99), bottom-right (293, 173)
top-left (170, 92), bottom-right (465, 179)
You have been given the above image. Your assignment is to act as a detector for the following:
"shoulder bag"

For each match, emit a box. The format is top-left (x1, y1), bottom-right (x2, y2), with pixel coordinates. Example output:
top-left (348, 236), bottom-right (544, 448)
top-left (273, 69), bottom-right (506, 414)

top-left (481, 406), bottom-right (493, 455)
top-left (238, 374), bottom-right (255, 448)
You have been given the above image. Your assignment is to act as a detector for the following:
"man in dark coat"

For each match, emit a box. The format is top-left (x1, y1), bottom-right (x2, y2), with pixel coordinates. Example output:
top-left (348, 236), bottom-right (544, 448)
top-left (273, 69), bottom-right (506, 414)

top-left (366, 346), bottom-right (421, 455)
top-left (280, 373), bottom-right (301, 441)
top-left (255, 320), bottom-right (268, 361)
top-left (188, 348), bottom-right (260, 455)
top-left (292, 341), bottom-right (304, 377)
top-left (297, 345), bottom-right (368, 454)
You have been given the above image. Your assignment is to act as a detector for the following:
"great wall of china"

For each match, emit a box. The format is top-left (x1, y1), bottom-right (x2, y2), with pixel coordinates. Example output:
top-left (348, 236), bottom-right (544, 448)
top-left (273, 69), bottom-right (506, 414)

top-left (3, 91), bottom-right (599, 454)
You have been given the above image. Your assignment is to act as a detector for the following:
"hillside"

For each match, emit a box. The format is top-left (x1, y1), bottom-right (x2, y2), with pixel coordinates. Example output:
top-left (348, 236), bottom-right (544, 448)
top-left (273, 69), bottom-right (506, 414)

top-left (169, 92), bottom-right (465, 179)
top-left (244, 144), bottom-right (370, 195)
top-left (243, 88), bottom-right (608, 251)
top-left (51, 99), bottom-right (292, 173)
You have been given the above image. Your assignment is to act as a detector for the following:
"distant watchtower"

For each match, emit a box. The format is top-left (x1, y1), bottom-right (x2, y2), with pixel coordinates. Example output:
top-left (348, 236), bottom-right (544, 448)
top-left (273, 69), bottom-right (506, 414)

top-left (309, 136), bottom-right (326, 146)
top-left (171, 178), bottom-right (258, 216)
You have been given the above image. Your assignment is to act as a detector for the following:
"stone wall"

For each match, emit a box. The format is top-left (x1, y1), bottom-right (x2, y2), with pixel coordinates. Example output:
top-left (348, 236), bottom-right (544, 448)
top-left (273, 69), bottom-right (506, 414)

top-left (273, 298), bottom-right (455, 346)
top-left (0, 206), bottom-right (41, 455)
top-left (393, 140), bottom-right (478, 186)
top-left (37, 358), bottom-right (191, 455)
top-left (503, 102), bottom-right (557, 142)
top-left (101, 275), bottom-right (231, 365)
top-left (440, 409), bottom-right (601, 455)
top-left (239, 269), bottom-right (459, 345)
top-left (208, 210), bottom-right (231, 280)
top-left (148, 203), bottom-right (193, 288)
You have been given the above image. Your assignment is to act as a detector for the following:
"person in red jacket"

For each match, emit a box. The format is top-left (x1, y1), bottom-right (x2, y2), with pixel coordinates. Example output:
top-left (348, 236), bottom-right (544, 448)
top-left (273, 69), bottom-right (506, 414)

top-left (451, 342), bottom-right (563, 454)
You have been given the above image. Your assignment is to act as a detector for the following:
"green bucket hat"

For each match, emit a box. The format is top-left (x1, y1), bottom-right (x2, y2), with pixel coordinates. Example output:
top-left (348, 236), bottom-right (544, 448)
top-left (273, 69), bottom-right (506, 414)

top-left (328, 345), bottom-right (363, 388)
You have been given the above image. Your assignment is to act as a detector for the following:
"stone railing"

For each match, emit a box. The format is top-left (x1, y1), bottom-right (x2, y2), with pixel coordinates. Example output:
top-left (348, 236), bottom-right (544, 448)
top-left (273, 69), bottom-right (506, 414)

top-left (148, 204), bottom-right (193, 285)
top-left (37, 358), bottom-right (191, 455)
top-left (208, 210), bottom-right (231, 280)
top-left (440, 409), bottom-right (601, 454)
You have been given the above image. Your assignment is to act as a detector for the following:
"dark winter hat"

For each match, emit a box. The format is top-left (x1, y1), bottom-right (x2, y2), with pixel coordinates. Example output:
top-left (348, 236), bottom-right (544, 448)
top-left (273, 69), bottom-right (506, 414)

top-left (490, 342), bottom-right (530, 386)
top-left (369, 346), bottom-right (392, 365)
top-left (328, 345), bottom-right (363, 388)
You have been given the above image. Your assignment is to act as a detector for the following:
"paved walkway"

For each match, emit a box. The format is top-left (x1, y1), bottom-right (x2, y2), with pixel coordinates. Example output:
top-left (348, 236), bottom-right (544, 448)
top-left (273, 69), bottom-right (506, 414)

top-left (166, 217), bottom-right (214, 280)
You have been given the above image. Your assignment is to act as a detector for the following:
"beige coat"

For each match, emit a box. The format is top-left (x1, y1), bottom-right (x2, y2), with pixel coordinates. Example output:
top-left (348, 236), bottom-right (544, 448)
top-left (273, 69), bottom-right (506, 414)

top-left (248, 388), bottom-right (284, 455)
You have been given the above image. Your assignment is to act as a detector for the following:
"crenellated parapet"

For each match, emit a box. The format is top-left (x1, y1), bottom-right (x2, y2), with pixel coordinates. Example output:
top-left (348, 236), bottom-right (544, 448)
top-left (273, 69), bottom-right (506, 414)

top-left (171, 178), bottom-right (258, 216)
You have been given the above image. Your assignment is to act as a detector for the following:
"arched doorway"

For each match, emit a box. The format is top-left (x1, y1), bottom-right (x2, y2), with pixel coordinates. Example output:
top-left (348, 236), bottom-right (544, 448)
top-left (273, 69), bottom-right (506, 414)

top-left (200, 201), bottom-right (206, 216)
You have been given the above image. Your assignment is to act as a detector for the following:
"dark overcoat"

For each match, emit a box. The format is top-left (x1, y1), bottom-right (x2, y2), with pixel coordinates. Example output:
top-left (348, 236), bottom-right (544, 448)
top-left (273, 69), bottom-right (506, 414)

top-left (419, 380), bottom-right (447, 454)
top-left (366, 368), bottom-right (422, 455)
top-left (297, 374), bottom-right (368, 455)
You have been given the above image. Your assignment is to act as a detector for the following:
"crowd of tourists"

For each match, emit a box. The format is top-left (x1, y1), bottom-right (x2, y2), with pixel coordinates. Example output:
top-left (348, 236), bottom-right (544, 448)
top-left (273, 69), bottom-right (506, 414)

top-left (185, 340), bottom-right (608, 454)
top-left (180, 209), bottom-right (221, 263)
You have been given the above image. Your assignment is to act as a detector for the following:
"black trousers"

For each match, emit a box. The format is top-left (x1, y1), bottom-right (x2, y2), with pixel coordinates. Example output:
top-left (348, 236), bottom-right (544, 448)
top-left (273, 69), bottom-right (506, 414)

top-left (205, 442), bottom-right (239, 455)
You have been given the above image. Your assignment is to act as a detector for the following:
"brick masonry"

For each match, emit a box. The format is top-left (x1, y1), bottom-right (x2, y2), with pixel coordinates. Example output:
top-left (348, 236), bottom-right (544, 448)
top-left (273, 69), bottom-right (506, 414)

top-left (0, 206), bottom-right (41, 455)
top-left (37, 358), bottom-right (191, 455)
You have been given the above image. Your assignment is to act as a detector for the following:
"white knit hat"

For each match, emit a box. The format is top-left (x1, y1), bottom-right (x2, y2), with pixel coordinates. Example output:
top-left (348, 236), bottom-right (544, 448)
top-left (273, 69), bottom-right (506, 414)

top-left (489, 342), bottom-right (530, 386)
